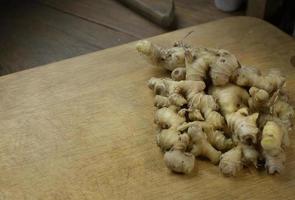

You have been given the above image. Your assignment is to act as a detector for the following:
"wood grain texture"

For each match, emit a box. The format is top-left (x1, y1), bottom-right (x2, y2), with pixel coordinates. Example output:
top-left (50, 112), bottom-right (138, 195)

top-left (0, 0), bottom-right (243, 75)
top-left (38, 0), bottom-right (165, 38)
top-left (38, 0), bottom-right (243, 35)
top-left (1, 17), bottom-right (295, 200)
top-left (0, 1), bottom-right (136, 75)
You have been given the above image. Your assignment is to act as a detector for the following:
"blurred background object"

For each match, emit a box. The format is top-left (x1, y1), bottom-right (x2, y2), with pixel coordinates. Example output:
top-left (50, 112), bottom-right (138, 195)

top-left (117, 0), bottom-right (175, 28)
top-left (214, 0), bottom-right (245, 12)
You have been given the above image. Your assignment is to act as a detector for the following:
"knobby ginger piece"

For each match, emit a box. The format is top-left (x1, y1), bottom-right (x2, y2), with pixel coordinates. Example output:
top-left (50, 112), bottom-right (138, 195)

top-left (156, 130), bottom-right (189, 151)
top-left (241, 144), bottom-right (259, 167)
top-left (272, 99), bottom-right (295, 130)
top-left (154, 106), bottom-right (186, 130)
top-left (188, 125), bottom-right (221, 164)
top-left (171, 67), bottom-right (186, 81)
top-left (264, 151), bottom-right (286, 174)
top-left (261, 121), bottom-right (285, 156)
top-left (206, 129), bottom-right (233, 151)
top-left (178, 121), bottom-right (233, 151)
top-left (154, 95), bottom-right (170, 108)
top-left (188, 93), bottom-right (225, 130)
top-left (235, 66), bottom-right (285, 93)
top-left (210, 85), bottom-right (259, 144)
top-left (148, 77), bottom-right (205, 106)
top-left (248, 87), bottom-right (270, 112)
top-left (164, 136), bottom-right (195, 174)
top-left (210, 84), bottom-right (249, 116)
top-left (219, 145), bottom-right (243, 176)
top-left (136, 40), bottom-right (188, 71)
top-left (226, 108), bottom-right (259, 144)
top-left (185, 48), bottom-right (240, 86)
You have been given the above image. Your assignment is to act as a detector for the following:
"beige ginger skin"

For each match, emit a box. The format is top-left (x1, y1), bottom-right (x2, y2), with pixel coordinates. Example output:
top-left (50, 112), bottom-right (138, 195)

top-left (226, 108), bottom-right (259, 144)
top-left (138, 40), bottom-right (294, 176)
top-left (171, 67), bottom-right (186, 81)
top-left (154, 106), bottom-right (196, 173)
top-left (136, 40), bottom-right (188, 71)
top-left (248, 87), bottom-right (270, 112)
top-left (210, 85), bottom-right (259, 144)
top-left (235, 66), bottom-right (285, 93)
top-left (188, 93), bottom-right (225, 130)
top-left (185, 48), bottom-right (240, 86)
top-left (219, 144), bottom-right (243, 176)
top-left (261, 121), bottom-right (284, 156)
top-left (261, 121), bottom-right (288, 174)
top-left (210, 84), bottom-right (250, 116)
top-left (219, 143), bottom-right (259, 176)
top-left (148, 77), bottom-right (205, 106)
top-left (164, 133), bottom-right (195, 174)
top-left (188, 125), bottom-right (222, 164)
top-left (178, 121), bottom-right (233, 151)
top-left (154, 106), bottom-right (187, 152)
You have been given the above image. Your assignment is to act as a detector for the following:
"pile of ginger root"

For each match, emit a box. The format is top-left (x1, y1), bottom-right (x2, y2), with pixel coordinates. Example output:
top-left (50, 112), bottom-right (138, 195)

top-left (136, 39), bottom-right (295, 176)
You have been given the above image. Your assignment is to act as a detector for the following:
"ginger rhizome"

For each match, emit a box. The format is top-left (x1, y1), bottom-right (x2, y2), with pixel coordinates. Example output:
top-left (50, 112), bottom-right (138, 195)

top-left (136, 40), bottom-right (189, 71)
top-left (163, 129), bottom-right (195, 174)
top-left (137, 40), bottom-right (294, 176)
top-left (178, 121), bottom-right (233, 151)
top-left (261, 121), bottom-right (287, 174)
top-left (148, 77), bottom-right (205, 107)
top-left (185, 48), bottom-right (240, 86)
top-left (188, 125), bottom-right (221, 164)
top-left (235, 66), bottom-right (285, 93)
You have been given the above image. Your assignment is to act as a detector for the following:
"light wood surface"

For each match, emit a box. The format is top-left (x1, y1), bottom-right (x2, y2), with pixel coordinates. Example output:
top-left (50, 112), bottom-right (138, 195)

top-left (1, 17), bottom-right (295, 200)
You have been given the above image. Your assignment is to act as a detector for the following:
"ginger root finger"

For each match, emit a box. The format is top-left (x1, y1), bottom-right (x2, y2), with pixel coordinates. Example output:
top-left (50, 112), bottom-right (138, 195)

top-left (210, 84), bottom-right (249, 116)
top-left (185, 48), bottom-right (240, 86)
top-left (154, 106), bottom-right (186, 130)
top-left (157, 130), bottom-right (189, 151)
top-left (188, 126), bottom-right (221, 164)
top-left (185, 50), bottom-right (210, 82)
top-left (226, 108), bottom-right (259, 144)
top-left (204, 111), bottom-right (225, 130)
top-left (171, 67), bottom-right (186, 81)
top-left (164, 150), bottom-right (195, 174)
top-left (148, 78), bottom-right (206, 106)
top-left (206, 129), bottom-right (233, 151)
top-left (219, 145), bottom-right (243, 176)
top-left (188, 93), bottom-right (225, 129)
top-left (248, 87), bottom-right (270, 112)
top-left (188, 108), bottom-right (204, 121)
top-left (264, 151), bottom-right (286, 174)
top-left (177, 121), bottom-right (232, 151)
top-left (261, 121), bottom-right (285, 156)
top-left (209, 49), bottom-right (241, 86)
top-left (164, 136), bottom-right (195, 174)
top-left (154, 95), bottom-right (170, 108)
top-left (136, 40), bottom-right (187, 71)
top-left (235, 66), bottom-right (285, 93)
top-left (241, 144), bottom-right (259, 167)
top-left (148, 77), bottom-right (168, 96)
top-left (272, 99), bottom-right (295, 130)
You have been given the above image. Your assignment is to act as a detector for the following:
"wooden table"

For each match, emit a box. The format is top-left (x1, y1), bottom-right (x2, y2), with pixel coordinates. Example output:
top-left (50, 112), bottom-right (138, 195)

top-left (1, 17), bottom-right (295, 200)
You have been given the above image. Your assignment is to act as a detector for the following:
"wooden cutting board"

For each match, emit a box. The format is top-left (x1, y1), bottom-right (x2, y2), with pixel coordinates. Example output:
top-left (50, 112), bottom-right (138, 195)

top-left (1, 17), bottom-right (295, 200)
